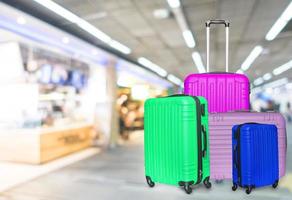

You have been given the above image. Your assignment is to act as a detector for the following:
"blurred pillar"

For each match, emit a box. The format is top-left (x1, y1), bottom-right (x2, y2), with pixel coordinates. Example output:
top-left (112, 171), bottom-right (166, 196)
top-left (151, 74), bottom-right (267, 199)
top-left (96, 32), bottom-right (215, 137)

top-left (106, 58), bottom-right (119, 148)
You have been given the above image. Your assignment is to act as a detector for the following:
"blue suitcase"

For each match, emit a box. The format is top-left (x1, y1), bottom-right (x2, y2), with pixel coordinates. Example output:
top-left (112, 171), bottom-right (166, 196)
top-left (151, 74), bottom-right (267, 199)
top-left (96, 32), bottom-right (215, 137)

top-left (232, 123), bottom-right (279, 194)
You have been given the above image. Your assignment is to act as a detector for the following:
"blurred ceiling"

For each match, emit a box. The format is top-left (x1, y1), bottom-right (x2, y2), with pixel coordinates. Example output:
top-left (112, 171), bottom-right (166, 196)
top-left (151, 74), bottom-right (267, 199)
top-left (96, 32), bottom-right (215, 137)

top-left (2, 0), bottom-right (292, 85)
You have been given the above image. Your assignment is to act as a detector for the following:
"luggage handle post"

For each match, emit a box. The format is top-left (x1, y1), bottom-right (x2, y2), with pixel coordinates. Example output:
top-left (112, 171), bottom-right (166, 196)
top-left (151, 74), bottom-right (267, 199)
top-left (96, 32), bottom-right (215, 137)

top-left (205, 19), bottom-right (230, 73)
top-left (201, 125), bottom-right (207, 157)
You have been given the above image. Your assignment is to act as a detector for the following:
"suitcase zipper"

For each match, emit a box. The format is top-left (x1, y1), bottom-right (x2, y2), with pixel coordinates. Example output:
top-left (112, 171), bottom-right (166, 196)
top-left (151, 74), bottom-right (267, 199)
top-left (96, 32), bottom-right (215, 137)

top-left (167, 94), bottom-right (203, 184)
top-left (192, 96), bottom-right (203, 185)
top-left (235, 125), bottom-right (242, 186)
top-left (235, 123), bottom-right (259, 187)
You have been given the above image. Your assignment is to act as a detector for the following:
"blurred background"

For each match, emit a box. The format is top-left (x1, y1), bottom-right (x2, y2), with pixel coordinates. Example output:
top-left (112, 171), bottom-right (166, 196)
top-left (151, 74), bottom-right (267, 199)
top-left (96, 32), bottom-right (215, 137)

top-left (0, 0), bottom-right (291, 199)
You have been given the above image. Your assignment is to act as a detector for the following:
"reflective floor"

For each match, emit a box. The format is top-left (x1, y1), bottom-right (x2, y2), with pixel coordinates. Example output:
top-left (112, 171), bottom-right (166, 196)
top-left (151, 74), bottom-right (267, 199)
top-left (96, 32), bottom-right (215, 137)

top-left (1, 127), bottom-right (292, 200)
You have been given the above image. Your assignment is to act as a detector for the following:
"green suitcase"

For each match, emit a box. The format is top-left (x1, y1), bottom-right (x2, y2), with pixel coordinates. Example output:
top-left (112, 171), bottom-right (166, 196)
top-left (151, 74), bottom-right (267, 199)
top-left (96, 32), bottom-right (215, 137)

top-left (144, 95), bottom-right (211, 194)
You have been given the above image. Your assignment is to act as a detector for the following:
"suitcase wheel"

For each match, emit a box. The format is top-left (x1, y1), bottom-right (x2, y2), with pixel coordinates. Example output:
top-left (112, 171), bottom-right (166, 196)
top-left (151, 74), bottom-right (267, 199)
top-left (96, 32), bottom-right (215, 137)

top-left (146, 176), bottom-right (155, 188)
top-left (232, 184), bottom-right (238, 191)
top-left (203, 177), bottom-right (212, 189)
top-left (178, 181), bottom-right (193, 194)
top-left (184, 184), bottom-right (192, 194)
top-left (272, 180), bottom-right (278, 189)
top-left (245, 186), bottom-right (252, 195)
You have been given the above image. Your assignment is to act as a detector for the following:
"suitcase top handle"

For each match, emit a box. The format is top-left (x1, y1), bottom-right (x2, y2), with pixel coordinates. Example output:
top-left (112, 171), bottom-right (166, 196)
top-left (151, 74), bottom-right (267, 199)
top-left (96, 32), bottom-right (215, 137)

top-left (205, 19), bottom-right (230, 73)
top-left (206, 19), bottom-right (230, 27)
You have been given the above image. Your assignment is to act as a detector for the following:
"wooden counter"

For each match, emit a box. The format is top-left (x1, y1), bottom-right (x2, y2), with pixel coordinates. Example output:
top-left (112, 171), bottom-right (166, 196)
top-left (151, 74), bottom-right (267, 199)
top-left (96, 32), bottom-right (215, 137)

top-left (0, 123), bottom-right (94, 164)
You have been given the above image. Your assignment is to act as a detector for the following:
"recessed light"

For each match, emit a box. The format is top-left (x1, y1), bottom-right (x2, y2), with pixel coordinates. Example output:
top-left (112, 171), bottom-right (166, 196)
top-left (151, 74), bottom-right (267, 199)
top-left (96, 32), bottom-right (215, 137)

top-left (17, 16), bottom-right (26, 25)
top-left (263, 78), bottom-right (288, 89)
top-left (253, 77), bottom-right (264, 86)
top-left (138, 57), bottom-right (167, 77)
top-left (62, 37), bottom-right (69, 44)
top-left (167, 74), bottom-right (182, 85)
top-left (182, 30), bottom-right (196, 48)
top-left (167, 0), bottom-right (181, 8)
top-left (236, 69), bottom-right (244, 74)
top-left (153, 9), bottom-right (170, 19)
top-left (32, 0), bottom-right (131, 54)
top-left (265, 2), bottom-right (292, 41)
top-left (262, 73), bottom-right (272, 81)
top-left (241, 45), bottom-right (263, 71)
top-left (273, 60), bottom-right (292, 75)
top-left (192, 52), bottom-right (206, 73)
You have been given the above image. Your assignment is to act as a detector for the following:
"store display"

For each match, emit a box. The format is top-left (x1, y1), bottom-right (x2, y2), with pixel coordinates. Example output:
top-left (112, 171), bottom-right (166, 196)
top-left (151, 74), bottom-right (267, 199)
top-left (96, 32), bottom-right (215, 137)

top-left (184, 20), bottom-right (250, 112)
top-left (67, 70), bottom-right (87, 89)
top-left (144, 95), bottom-right (211, 194)
top-left (39, 64), bottom-right (52, 84)
top-left (51, 66), bottom-right (68, 85)
top-left (232, 123), bottom-right (279, 194)
top-left (0, 124), bottom-right (94, 164)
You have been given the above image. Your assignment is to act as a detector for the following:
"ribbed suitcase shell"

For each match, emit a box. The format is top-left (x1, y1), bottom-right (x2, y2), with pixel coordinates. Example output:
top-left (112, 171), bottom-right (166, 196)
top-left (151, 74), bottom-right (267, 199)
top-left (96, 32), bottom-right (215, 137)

top-left (209, 112), bottom-right (286, 180)
top-left (184, 73), bottom-right (250, 112)
top-left (232, 124), bottom-right (279, 188)
top-left (144, 96), bottom-right (210, 186)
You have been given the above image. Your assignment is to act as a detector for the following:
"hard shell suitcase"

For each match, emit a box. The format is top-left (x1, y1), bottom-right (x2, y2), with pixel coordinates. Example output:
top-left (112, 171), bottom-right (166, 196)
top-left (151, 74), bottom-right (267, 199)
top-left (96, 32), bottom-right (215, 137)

top-left (208, 111), bottom-right (286, 181)
top-left (184, 20), bottom-right (250, 113)
top-left (232, 123), bottom-right (279, 194)
top-left (144, 95), bottom-right (211, 194)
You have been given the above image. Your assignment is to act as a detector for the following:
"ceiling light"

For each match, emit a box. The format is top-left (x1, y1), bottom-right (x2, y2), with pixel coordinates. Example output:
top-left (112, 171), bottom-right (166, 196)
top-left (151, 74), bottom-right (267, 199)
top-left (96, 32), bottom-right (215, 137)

top-left (82, 12), bottom-right (108, 21)
top-left (167, 0), bottom-right (181, 8)
top-left (192, 52), bottom-right (206, 73)
top-left (138, 57), bottom-right (167, 77)
top-left (263, 78), bottom-right (288, 89)
top-left (253, 77), bottom-right (264, 86)
top-left (265, 2), bottom-right (292, 41)
top-left (251, 86), bottom-right (262, 94)
top-left (241, 45), bottom-right (263, 71)
top-left (236, 69), bottom-right (244, 74)
top-left (286, 83), bottom-right (292, 89)
top-left (17, 16), bottom-right (26, 25)
top-left (153, 9), bottom-right (170, 19)
top-left (62, 37), bottom-right (69, 44)
top-left (167, 74), bottom-right (182, 85)
top-left (109, 40), bottom-right (131, 54)
top-left (273, 60), bottom-right (292, 75)
top-left (75, 20), bottom-right (111, 43)
top-left (33, 0), bottom-right (80, 23)
top-left (262, 73), bottom-right (272, 81)
top-left (182, 30), bottom-right (196, 48)
top-left (32, 0), bottom-right (131, 54)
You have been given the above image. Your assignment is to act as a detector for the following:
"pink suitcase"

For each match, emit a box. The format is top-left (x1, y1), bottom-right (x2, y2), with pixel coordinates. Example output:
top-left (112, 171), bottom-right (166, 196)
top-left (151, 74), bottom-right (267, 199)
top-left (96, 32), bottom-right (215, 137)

top-left (184, 20), bottom-right (250, 113)
top-left (209, 111), bottom-right (287, 181)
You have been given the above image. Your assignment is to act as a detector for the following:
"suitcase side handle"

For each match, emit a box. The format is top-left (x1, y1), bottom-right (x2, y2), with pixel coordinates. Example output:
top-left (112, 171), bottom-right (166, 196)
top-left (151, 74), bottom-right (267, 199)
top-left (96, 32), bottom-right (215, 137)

top-left (206, 19), bottom-right (230, 73)
top-left (201, 125), bottom-right (207, 157)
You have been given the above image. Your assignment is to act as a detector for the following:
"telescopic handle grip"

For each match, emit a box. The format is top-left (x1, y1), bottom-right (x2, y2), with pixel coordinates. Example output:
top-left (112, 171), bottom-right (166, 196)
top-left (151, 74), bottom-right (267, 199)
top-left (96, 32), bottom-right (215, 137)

top-left (206, 19), bottom-right (230, 27)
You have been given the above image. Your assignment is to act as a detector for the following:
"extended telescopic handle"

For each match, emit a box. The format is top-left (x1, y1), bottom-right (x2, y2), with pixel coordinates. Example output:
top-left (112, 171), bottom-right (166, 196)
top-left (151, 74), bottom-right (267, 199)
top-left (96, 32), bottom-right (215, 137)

top-left (205, 19), bottom-right (230, 72)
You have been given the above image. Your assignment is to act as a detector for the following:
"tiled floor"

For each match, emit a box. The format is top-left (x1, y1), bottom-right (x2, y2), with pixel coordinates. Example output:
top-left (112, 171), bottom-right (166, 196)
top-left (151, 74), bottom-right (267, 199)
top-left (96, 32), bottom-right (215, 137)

top-left (0, 148), bottom-right (100, 192)
top-left (1, 128), bottom-right (292, 200)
